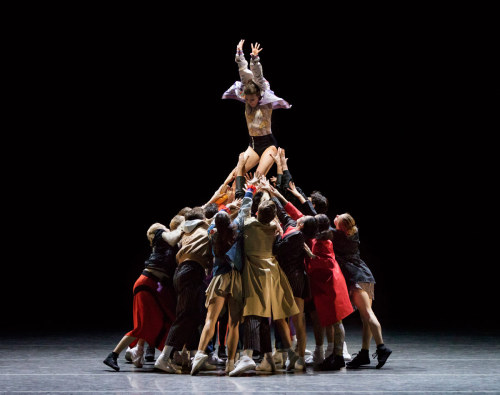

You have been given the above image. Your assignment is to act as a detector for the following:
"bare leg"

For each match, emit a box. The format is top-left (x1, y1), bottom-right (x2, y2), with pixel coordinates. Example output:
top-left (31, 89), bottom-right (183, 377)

top-left (333, 321), bottom-right (345, 356)
top-left (290, 298), bottom-right (306, 357)
top-left (325, 325), bottom-right (334, 344)
top-left (197, 296), bottom-right (226, 352)
top-left (224, 147), bottom-right (260, 184)
top-left (351, 289), bottom-right (383, 348)
top-left (113, 335), bottom-right (137, 354)
top-left (226, 298), bottom-right (241, 360)
top-left (255, 145), bottom-right (277, 177)
top-left (310, 310), bottom-right (325, 346)
top-left (274, 318), bottom-right (292, 349)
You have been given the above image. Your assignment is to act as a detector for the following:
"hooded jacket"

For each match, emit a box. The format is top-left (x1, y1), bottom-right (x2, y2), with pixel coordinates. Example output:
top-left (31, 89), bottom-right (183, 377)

top-left (176, 219), bottom-right (212, 270)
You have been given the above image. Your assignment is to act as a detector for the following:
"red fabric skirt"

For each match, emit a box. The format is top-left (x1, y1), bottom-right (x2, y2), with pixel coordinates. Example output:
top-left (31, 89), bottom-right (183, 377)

top-left (126, 274), bottom-right (176, 350)
top-left (307, 240), bottom-right (354, 327)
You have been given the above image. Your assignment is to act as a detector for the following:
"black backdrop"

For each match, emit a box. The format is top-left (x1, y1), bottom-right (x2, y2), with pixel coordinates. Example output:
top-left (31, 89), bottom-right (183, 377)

top-left (4, 9), bottom-right (494, 334)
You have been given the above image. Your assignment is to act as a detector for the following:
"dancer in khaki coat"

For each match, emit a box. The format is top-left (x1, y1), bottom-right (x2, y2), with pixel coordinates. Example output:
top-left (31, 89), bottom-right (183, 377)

top-left (230, 186), bottom-right (300, 376)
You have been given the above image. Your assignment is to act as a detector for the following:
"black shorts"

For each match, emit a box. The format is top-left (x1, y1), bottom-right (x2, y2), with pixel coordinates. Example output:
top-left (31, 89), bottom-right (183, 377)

top-left (249, 134), bottom-right (278, 157)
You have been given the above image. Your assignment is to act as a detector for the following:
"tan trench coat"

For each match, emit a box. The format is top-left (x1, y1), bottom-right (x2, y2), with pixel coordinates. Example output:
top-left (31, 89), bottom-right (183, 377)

top-left (241, 217), bottom-right (299, 320)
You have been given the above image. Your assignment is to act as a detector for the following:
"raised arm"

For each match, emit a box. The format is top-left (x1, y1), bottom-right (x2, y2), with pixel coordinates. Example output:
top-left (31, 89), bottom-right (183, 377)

top-left (235, 39), bottom-right (253, 85)
top-left (249, 42), bottom-right (268, 92)
top-left (161, 224), bottom-right (185, 247)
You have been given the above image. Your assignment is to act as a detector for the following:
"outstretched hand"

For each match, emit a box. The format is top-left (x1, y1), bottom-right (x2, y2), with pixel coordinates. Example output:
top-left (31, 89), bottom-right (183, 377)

top-left (226, 198), bottom-right (242, 211)
top-left (251, 42), bottom-right (263, 56)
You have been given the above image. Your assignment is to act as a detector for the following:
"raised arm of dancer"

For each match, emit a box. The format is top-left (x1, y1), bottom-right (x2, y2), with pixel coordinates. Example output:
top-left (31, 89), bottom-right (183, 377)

top-left (203, 183), bottom-right (230, 209)
top-left (162, 222), bottom-right (185, 247)
top-left (249, 42), bottom-right (268, 92)
top-left (287, 181), bottom-right (307, 205)
top-left (235, 39), bottom-right (253, 85)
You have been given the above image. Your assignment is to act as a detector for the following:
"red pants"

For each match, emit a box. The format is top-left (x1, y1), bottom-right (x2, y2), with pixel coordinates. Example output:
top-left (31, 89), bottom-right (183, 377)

top-left (126, 274), bottom-right (176, 350)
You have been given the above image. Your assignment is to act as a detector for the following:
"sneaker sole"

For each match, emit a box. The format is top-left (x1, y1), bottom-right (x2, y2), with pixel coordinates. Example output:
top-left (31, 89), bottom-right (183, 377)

top-left (228, 363), bottom-right (255, 376)
top-left (103, 360), bottom-right (120, 372)
top-left (191, 356), bottom-right (209, 376)
top-left (376, 351), bottom-right (392, 369)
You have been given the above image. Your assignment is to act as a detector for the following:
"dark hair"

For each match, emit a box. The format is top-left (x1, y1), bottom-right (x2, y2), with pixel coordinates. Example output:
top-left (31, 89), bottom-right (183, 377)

top-left (257, 199), bottom-right (276, 225)
top-left (213, 211), bottom-right (237, 257)
top-left (251, 191), bottom-right (264, 216)
top-left (243, 81), bottom-right (261, 98)
top-left (315, 214), bottom-right (333, 240)
top-left (204, 203), bottom-right (219, 219)
top-left (301, 216), bottom-right (318, 239)
top-left (185, 206), bottom-right (205, 221)
top-left (310, 191), bottom-right (328, 214)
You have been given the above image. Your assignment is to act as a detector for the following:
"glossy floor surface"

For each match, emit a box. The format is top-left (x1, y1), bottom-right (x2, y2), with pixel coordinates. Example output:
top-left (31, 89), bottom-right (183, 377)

top-left (1, 326), bottom-right (499, 394)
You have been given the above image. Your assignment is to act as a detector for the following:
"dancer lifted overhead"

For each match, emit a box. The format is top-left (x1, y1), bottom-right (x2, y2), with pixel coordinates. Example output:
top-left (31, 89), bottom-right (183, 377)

top-left (223, 39), bottom-right (291, 182)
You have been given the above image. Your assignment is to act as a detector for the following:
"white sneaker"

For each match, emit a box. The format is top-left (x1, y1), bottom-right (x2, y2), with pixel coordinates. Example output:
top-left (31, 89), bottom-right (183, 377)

top-left (343, 341), bottom-right (352, 361)
top-left (125, 347), bottom-right (133, 362)
top-left (312, 347), bottom-right (324, 365)
top-left (130, 346), bottom-right (145, 368)
top-left (295, 356), bottom-right (306, 371)
top-left (228, 355), bottom-right (256, 376)
top-left (272, 350), bottom-right (283, 368)
top-left (256, 356), bottom-right (276, 373)
top-left (154, 354), bottom-right (182, 374)
top-left (207, 351), bottom-right (225, 366)
top-left (190, 351), bottom-right (209, 375)
top-left (225, 360), bottom-right (235, 374)
top-left (304, 348), bottom-right (312, 356)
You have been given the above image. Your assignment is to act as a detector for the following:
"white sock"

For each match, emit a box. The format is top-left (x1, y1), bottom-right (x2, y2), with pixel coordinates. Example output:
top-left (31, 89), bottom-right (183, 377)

top-left (243, 349), bottom-right (253, 358)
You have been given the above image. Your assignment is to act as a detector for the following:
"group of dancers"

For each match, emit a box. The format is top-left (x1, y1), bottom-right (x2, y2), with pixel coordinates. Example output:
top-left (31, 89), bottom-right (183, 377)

top-left (103, 39), bottom-right (392, 376)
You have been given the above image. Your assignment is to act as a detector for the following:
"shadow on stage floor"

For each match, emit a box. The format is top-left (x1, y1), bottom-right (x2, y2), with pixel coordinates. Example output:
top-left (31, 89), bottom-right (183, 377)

top-left (1, 321), bottom-right (499, 394)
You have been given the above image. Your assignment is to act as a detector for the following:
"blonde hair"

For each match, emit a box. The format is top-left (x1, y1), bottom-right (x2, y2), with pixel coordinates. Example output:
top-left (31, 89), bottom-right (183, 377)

top-left (146, 223), bottom-right (168, 246)
top-left (169, 215), bottom-right (184, 231)
top-left (337, 213), bottom-right (358, 237)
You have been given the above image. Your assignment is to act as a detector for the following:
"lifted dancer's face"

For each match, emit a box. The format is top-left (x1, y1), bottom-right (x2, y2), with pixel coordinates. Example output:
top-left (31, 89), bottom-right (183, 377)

top-left (245, 94), bottom-right (259, 108)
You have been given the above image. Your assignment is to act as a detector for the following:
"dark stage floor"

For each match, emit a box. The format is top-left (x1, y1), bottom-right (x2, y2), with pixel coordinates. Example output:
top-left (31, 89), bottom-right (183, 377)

top-left (1, 325), bottom-right (499, 394)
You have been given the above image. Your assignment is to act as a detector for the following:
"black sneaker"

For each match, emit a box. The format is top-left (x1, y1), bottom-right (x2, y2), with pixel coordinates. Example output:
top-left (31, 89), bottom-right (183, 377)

top-left (317, 354), bottom-right (345, 371)
top-left (145, 345), bottom-right (155, 362)
top-left (103, 352), bottom-right (120, 371)
top-left (346, 350), bottom-right (370, 368)
top-left (331, 355), bottom-right (345, 370)
top-left (373, 346), bottom-right (392, 369)
top-left (316, 353), bottom-right (335, 371)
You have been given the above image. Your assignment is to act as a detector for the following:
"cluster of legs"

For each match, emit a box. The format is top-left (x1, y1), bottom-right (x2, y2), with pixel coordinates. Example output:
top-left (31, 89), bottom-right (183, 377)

top-left (191, 294), bottom-right (240, 375)
top-left (226, 314), bottom-right (298, 376)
